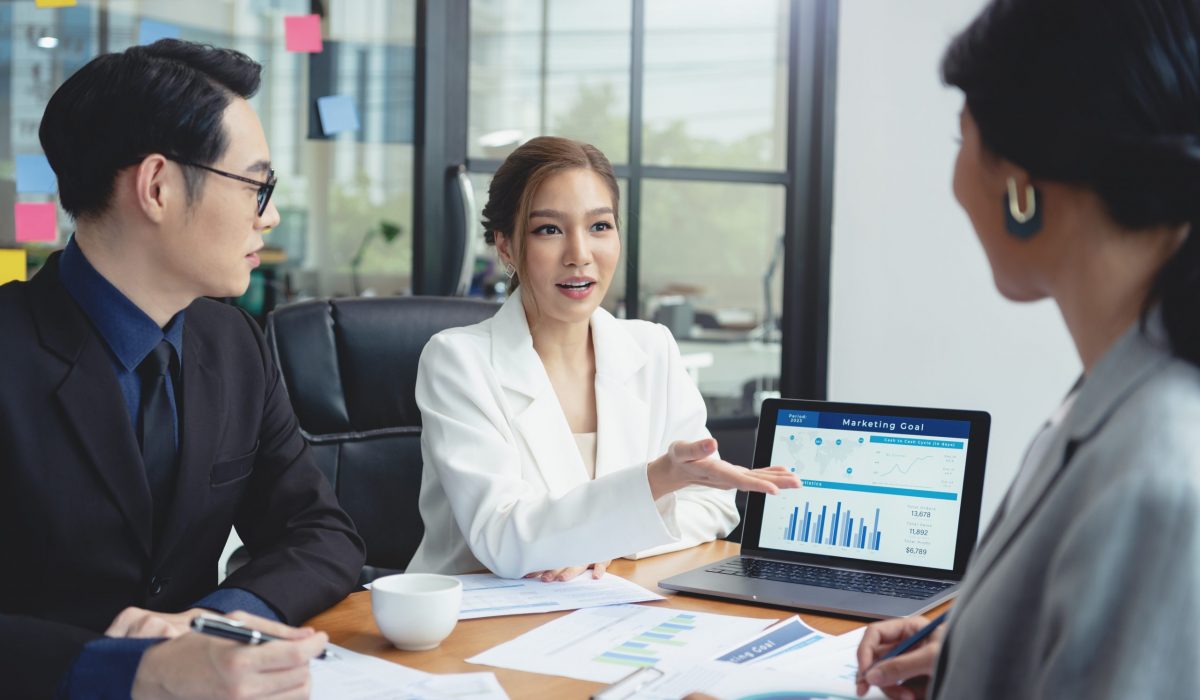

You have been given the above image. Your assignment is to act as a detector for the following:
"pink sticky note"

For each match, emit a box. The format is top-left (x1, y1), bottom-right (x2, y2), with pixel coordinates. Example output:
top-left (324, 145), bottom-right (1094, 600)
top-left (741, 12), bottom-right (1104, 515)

top-left (14, 203), bottom-right (57, 243)
top-left (285, 15), bottom-right (323, 53)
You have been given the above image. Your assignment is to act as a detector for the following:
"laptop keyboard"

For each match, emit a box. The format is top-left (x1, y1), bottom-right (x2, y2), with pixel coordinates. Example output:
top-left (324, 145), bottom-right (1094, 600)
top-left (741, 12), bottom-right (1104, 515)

top-left (706, 558), bottom-right (953, 601)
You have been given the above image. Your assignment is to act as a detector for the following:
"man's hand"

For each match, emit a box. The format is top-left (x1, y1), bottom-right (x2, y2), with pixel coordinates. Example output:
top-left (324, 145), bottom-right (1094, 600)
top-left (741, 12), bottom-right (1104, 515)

top-left (106, 607), bottom-right (211, 639)
top-left (131, 611), bottom-right (324, 700)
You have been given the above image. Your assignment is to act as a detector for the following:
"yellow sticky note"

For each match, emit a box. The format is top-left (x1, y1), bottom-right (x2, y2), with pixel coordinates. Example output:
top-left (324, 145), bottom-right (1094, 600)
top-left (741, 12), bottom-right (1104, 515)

top-left (35, 0), bottom-right (77, 7)
top-left (0, 249), bottom-right (27, 284)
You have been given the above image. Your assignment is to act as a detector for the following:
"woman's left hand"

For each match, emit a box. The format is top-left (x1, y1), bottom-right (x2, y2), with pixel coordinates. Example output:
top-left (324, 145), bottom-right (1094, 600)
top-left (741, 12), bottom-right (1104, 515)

top-left (524, 560), bottom-right (612, 582)
top-left (648, 439), bottom-right (801, 500)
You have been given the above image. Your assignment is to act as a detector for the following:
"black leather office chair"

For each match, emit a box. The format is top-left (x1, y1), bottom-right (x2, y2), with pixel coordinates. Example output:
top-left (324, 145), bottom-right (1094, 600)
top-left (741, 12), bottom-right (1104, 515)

top-left (261, 296), bottom-right (499, 583)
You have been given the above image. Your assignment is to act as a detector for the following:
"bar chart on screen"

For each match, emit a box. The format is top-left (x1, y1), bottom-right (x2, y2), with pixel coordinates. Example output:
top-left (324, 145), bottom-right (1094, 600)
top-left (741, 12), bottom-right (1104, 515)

top-left (757, 410), bottom-right (969, 570)
top-left (761, 469), bottom-right (961, 569)
top-left (782, 500), bottom-right (883, 552)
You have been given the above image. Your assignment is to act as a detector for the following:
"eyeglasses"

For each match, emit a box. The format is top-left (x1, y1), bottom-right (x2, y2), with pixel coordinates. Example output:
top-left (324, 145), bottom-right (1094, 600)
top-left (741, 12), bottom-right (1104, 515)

top-left (167, 157), bottom-right (277, 218)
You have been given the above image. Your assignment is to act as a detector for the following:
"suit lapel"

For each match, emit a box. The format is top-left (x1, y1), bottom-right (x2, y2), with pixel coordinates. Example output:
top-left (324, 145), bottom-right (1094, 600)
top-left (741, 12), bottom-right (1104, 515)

top-left (32, 256), bottom-right (154, 559)
top-left (491, 291), bottom-right (588, 495)
top-left (951, 318), bottom-right (1171, 612)
top-left (952, 427), bottom-right (1071, 607)
top-left (154, 325), bottom-right (223, 565)
top-left (510, 395), bottom-right (587, 495)
top-left (592, 308), bottom-right (649, 480)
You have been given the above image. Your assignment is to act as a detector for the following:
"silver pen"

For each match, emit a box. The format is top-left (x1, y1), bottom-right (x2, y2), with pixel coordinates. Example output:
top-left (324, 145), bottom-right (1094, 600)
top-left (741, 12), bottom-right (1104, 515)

top-left (190, 614), bottom-right (337, 660)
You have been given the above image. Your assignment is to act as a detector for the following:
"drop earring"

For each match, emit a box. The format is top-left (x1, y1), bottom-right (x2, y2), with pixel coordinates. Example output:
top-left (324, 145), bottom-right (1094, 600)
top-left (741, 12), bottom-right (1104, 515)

top-left (503, 262), bottom-right (516, 279)
top-left (1004, 176), bottom-right (1043, 239)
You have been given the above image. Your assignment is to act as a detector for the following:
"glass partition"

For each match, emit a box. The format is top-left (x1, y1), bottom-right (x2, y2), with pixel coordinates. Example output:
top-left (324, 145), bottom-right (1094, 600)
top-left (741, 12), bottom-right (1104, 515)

top-left (0, 0), bottom-right (417, 319)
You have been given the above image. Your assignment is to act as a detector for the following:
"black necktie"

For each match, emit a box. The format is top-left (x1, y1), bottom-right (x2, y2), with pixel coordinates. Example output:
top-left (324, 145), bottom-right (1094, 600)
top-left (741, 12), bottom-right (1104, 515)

top-left (138, 340), bottom-right (178, 540)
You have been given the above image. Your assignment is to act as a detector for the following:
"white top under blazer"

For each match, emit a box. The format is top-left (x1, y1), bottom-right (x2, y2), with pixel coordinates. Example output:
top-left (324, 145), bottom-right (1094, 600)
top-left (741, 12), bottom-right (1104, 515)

top-left (405, 289), bottom-right (739, 578)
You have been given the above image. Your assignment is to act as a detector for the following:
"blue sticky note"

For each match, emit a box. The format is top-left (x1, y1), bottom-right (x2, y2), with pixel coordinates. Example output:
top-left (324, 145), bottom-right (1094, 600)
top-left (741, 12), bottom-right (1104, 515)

top-left (139, 19), bottom-right (181, 45)
top-left (16, 154), bottom-right (57, 194)
top-left (316, 95), bottom-right (360, 135)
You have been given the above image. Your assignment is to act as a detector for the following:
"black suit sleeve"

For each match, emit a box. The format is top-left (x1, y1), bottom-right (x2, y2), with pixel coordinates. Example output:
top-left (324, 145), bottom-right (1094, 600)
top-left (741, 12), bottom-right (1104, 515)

top-left (0, 615), bottom-right (100, 699)
top-left (219, 310), bottom-right (366, 623)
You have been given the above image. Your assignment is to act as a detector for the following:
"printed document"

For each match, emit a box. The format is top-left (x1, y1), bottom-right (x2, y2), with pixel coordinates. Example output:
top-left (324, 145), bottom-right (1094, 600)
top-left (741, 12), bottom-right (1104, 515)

top-left (630, 624), bottom-right (884, 699)
top-left (467, 604), bottom-right (774, 683)
top-left (456, 572), bottom-right (664, 619)
top-left (312, 645), bottom-right (509, 699)
top-left (632, 660), bottom-right (885, 700)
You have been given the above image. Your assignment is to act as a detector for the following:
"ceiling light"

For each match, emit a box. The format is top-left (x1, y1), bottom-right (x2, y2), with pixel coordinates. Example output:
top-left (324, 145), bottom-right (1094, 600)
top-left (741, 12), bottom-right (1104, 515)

top-left (37, 36), bottom-right (59, 49)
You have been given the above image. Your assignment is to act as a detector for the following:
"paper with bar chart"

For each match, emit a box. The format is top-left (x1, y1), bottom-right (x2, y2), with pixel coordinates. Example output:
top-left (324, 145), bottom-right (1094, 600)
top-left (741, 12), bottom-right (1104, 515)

top-left (630, 660), bottom-right (885, 700)
top-left (629, 625), bottom-right (884, 700)
top-left (711, 616), bottom-right (834, 665)
top-left (466, 604), bottom-right (773, 683)
top-left (455, 572), bottom-right (664, 619)
top-left (759, 409), bottom-right (971, 570)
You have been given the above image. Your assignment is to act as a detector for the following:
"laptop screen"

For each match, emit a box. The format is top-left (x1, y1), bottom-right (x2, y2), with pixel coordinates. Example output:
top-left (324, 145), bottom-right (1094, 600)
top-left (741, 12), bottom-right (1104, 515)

top-left (749, 401), bottom-right (988, 576)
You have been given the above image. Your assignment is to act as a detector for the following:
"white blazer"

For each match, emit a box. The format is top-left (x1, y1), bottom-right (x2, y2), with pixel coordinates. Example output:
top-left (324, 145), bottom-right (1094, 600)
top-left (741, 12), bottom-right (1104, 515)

top-left (406, 290), bottom-right (739, 578)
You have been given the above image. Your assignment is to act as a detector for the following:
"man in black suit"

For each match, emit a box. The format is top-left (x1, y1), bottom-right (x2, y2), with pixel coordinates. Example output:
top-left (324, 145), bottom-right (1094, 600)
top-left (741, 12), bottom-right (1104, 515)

top-left (0, 40), bottom-right (366, 698)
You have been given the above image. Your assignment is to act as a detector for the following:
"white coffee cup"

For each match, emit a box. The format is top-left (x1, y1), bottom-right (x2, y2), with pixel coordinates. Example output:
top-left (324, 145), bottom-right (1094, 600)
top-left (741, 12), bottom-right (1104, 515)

top-left (370, 573), bottom-right (462, 651)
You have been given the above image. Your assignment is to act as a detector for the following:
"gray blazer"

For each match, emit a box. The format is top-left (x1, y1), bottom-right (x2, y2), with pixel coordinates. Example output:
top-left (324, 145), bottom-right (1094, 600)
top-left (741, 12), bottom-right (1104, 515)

top-left (931, 317), bottom-right (1200, 699)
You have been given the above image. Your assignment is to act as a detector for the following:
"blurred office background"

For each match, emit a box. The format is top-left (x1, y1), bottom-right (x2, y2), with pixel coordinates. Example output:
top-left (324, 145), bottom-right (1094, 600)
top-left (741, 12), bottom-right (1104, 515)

top-left (0, 0), bottom-right (1078, 525)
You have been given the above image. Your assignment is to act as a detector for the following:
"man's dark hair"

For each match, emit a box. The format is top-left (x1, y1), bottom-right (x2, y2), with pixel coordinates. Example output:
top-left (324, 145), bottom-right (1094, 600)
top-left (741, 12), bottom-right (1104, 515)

top-left (39, 39), bottom-right (262, 220)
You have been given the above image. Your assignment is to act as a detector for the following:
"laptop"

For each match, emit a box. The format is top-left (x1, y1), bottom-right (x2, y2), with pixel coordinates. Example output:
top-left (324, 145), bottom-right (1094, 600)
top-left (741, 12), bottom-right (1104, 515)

top-left (661, 398), bottom-right (990, 619)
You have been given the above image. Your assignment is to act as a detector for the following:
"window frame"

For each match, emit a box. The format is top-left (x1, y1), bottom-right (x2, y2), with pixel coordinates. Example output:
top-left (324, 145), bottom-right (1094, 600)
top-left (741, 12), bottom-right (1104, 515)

top-left (413, 0), bottom-right (839, 407)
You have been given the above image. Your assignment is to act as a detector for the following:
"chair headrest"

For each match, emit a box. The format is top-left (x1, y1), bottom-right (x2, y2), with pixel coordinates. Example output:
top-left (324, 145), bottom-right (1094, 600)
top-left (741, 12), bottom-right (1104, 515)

top-left (266, 296), bottom-right (499, 437)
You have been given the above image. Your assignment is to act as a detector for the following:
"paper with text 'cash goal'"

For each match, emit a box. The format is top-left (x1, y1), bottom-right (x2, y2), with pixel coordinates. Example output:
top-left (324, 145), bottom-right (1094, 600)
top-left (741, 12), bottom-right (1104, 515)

top-left (629, 622), bottom-right (884, 699)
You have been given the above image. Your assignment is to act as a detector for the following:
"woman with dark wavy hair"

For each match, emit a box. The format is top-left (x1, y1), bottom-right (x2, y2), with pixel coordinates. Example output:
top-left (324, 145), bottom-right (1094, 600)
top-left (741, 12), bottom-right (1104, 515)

top-left (852, 1), bottom-right (1200, 698)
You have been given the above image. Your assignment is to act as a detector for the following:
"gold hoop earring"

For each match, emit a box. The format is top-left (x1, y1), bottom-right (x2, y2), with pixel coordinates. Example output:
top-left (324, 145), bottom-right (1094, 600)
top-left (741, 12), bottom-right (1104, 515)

top-left (1007, 177), bottom-right (1037, 224)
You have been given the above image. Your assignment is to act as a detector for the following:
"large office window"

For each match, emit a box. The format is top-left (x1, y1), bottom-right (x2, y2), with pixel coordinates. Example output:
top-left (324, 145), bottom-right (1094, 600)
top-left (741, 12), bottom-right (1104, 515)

top-left (642, 0), bottom-right (789, 171)
top-left (4, 0), bottom-right (837, 418)
top-left (0, 0), bottom-right (417, 319)
top-left (465, 0), bottom-right (797, 420)
top-left (469, 0), bottom-right (631, 164)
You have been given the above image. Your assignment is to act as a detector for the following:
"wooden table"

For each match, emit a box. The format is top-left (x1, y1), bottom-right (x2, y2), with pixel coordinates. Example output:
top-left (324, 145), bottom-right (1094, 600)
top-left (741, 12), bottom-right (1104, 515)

top-left (307, 541), bottom-right (950, 698)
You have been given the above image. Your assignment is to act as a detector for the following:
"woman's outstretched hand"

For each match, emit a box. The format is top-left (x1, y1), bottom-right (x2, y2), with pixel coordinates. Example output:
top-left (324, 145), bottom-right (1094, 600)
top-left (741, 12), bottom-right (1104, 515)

top-left (647, 438), bottom-right (801, 501)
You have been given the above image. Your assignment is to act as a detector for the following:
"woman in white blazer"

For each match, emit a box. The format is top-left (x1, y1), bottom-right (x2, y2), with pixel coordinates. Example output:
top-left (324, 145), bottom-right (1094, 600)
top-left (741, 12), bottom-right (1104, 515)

top-left (406, 137), bottom-right (798, 580)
